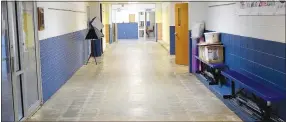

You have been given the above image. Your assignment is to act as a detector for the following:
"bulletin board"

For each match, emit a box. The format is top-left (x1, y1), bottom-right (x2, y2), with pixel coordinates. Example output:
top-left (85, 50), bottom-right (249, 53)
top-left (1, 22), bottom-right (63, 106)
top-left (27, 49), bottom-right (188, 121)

top-left (237, 1), bottom-right (285, 16)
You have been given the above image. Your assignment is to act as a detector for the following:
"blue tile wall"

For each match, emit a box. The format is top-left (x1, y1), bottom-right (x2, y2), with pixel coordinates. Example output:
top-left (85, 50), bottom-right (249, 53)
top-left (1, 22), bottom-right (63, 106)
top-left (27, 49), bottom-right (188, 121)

top-left (205, 30), bottom-right (286, 120)
top-left (40, 29), bottom-right (87, 102)
top-left (219, 33), bottom-right (286, 91)
top-left (117, 23), bottom-right (138, 39)
top-left (170, 26), bottom-right (175, 55)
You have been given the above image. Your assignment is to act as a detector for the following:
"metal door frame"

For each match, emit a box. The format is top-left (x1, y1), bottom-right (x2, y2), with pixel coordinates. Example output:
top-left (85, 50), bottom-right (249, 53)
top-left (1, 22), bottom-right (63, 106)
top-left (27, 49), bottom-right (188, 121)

top-left (2, 2), bottom-right (15, 121)
top-left (7, 2), bottom-right (23, 120)
top-left (7, 2), bottom-right (43, 121)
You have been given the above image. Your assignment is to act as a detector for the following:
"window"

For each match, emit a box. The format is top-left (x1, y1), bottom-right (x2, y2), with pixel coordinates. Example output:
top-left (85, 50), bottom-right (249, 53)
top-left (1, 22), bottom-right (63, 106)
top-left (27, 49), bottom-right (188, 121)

top-left (178, 8), bottom-right (181, 26)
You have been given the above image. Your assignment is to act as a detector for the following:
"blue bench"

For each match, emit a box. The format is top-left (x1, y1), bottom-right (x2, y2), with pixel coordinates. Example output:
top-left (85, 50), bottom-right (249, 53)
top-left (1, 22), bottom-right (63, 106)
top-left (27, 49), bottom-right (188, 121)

top-left (195, 56), bottom-right (226, 85)
top-left (195, 56), bottom-right (226, 69)
top-left (221, 70), bottom-right (286, 120)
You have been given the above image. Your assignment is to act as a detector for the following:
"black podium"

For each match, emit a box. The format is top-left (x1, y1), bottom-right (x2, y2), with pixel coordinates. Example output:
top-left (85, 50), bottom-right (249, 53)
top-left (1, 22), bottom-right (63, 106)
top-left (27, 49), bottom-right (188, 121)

top-left (85, 17), bottom-right (104, 65)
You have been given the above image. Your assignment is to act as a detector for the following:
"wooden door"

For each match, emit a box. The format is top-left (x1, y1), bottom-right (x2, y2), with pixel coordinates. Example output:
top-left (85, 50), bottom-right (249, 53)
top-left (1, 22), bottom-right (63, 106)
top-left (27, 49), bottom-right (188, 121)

top-left (105, 24), bottom-right (110, 43)
top-left (157, 23), bottom-right (162, 40)
top-left (175, 3), bottom-right (189, 65)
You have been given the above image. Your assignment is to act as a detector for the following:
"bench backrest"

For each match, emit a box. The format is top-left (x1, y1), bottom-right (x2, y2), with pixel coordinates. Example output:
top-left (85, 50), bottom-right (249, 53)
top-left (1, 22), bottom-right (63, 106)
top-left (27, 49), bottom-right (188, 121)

top-left (219, 32), bottom-right (286, 92)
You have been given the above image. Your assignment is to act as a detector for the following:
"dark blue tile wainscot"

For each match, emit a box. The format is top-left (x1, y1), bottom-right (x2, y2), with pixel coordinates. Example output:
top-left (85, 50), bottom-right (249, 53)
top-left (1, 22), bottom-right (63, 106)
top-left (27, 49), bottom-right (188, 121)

top-left (40, 29), bottom-right (88, 102)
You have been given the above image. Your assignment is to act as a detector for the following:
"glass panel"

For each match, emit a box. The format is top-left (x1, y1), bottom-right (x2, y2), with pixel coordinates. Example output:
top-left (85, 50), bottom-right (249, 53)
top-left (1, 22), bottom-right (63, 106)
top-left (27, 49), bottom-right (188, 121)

top-left (1, 2), bottom-right (15, 121)
top-left (15, 75), bottom-right (24, 121)
top-left (20, 2), bottom-right (39, 109)
top-left (178, 8), bottom-right (181, 26)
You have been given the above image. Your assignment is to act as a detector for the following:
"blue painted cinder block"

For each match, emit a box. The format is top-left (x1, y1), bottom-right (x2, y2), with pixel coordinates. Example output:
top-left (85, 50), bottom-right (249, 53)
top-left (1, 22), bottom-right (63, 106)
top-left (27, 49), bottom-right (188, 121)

top-left (40, 29), bottom-right (87, 102)
top-left (205, 30), bottom-right (286, 121)
top-left (117, 23), bottom-right (138, 39)
top-left (219, 33), bottom-right (286, 91)
top-left (169, 26), bottom-right (175, 55)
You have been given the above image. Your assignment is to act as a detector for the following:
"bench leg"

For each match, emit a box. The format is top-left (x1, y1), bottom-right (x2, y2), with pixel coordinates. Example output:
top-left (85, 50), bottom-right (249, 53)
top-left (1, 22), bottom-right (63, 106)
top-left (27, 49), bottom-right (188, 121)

top-left (209, 68), bottom-right (218, 85)
top-left (196, 60), bottom-right (202, 73)
top-left (263, 101), bottom-right (271, 121)
top-left (223, 81), bottom-right (236, 99)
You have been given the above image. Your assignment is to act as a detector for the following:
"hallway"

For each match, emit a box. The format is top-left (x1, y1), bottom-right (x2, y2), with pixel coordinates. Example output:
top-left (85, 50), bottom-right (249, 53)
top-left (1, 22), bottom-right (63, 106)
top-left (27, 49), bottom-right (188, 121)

top-left (29, 40), bottom-right (241, 121)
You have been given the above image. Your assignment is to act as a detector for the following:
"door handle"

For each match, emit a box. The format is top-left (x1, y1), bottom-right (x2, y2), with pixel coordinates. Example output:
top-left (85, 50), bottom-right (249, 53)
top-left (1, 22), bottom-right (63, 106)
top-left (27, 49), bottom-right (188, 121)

top-left (11, 57), bottom-right (24, 76)
top-left (174, 32), bottom-right (178, 36)
top-left (15, 70), bottom-right (24, 76)
top-left (11, 57), bottom-right (14, 72)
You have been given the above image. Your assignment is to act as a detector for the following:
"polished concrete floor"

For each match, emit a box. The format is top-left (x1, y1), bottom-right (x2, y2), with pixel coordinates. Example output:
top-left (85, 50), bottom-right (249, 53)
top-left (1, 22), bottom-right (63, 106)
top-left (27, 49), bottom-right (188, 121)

top-left (29, 40), bottom-right (241, 121)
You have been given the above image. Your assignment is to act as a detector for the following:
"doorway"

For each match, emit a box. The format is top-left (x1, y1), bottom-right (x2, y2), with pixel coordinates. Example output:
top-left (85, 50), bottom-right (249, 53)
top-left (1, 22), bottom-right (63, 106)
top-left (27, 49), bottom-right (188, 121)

top-left (175, 3), bottom-right (189, 65)
top-left (2, 2), bottom-right (42, 121)
top-left (145, 11), bottom-right (156, 40)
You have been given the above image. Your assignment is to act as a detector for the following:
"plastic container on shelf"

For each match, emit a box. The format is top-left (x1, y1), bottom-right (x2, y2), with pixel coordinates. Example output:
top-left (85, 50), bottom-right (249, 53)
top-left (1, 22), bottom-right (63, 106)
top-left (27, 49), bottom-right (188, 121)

top-left (198, 43), bottom-right (224, 63)
top-left (204, 32), bottom-right (220, 44)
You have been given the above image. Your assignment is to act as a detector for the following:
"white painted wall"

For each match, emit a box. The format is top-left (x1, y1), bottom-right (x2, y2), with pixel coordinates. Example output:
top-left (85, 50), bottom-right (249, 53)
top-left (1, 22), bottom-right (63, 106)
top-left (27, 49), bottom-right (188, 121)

top-left (112, 4), bottom-right (155, 11)
top-left (155, 3), bottom-right (162, 23)
top-left (89, 2), bottom-right (101, 20)
top-left (169, 3), bottom-right (175, 26)
top-left (37, 2), bottom-right (88, 40)
top-left (112, 9), bottom-right (117, 23)
top-left (111, 4), bottom-right (155, 23)
top-left (109, 5), bottom-right (112, 24)
top-left (160, 2), bottom-right (176, 45)
top-left (149, 12), bottom-right (155, 23)
top-left (162, 2), bottom-right (171, 44)
top-left (205, 2), bottom-right (285, 43)
top-left (114, 9), bottom-right (132, 23)
top-left (187, 2), bottom-right (285, 43)
top-left (188, 2), bottom-right (208, 30)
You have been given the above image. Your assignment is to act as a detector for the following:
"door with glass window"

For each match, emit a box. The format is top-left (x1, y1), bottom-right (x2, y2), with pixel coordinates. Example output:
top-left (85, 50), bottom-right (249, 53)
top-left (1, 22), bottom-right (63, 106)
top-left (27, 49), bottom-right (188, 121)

top-left (2, 2), bottom-right (41, 121)
top-left (15, 2), bottom-right (41, 117)
top-left (9, 2), bottom-right (42, 119)
top-left (175, 3), bottom-right (189, 65)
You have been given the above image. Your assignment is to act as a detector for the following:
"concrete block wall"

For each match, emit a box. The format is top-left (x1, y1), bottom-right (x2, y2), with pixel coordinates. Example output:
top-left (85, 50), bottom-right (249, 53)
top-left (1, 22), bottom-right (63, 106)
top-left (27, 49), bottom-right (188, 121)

top-left (37, 2), bottom-right (89, 102)
top-left (40, 30), bottom-right (87, 101)
top-left (117, 23), bottom-right (138, 39)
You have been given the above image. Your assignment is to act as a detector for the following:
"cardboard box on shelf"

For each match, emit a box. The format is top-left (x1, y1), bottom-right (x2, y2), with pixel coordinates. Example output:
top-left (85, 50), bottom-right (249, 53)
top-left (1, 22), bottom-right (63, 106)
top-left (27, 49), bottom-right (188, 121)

top-left (198, 44), bottom-right (224, 63)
